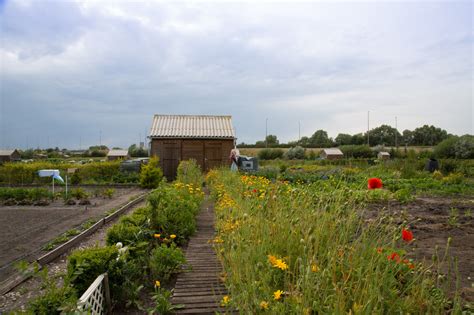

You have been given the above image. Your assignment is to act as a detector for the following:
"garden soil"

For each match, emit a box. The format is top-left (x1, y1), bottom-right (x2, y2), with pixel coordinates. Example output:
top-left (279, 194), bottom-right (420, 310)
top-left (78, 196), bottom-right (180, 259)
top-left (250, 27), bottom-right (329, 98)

top-left (367, 196), bottom-right (474, 303)
top-left (0, 187), bottom-right (146, 283)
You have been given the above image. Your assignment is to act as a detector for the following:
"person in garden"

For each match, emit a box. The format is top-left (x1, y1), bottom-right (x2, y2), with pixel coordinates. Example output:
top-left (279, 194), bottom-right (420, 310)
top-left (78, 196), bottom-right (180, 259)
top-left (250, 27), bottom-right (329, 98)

top-left (229, 148), bottom-right (240, 171)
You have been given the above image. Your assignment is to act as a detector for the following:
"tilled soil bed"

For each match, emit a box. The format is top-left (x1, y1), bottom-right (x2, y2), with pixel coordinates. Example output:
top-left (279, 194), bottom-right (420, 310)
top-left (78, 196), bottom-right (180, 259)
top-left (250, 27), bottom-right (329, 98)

top-left (0, 187), bottom-right (147, 282)
top-left (366, 196), bottom-right (474, 303)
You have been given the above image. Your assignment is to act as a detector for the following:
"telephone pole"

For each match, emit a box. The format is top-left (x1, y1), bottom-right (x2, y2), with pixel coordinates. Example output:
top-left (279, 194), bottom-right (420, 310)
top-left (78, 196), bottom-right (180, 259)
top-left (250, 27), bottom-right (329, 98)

top-left (367, 111), bottom-right (370, 146)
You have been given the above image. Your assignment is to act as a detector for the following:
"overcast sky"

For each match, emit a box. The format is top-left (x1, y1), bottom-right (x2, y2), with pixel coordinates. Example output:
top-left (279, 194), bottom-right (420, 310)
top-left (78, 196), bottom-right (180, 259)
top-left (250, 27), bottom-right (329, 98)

top-left (0, 0), bottom-right (472, 149)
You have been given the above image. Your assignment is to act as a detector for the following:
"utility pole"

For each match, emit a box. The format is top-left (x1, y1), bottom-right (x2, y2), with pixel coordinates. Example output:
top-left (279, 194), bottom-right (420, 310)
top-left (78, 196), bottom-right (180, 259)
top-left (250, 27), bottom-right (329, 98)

top-left (265, 118), bottom-right (268, 148)
top-left (367, 111), bottom-right (370, 146)
top-left (298, 121), bottom-right (301, 143)
top-left (395, 116), bottom-right (398, 148)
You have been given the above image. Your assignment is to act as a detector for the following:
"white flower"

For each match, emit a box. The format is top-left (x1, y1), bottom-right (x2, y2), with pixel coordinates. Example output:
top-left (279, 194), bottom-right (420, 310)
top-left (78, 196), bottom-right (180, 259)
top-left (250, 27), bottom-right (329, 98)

top-left (115, 242), bottom-right (123, 249)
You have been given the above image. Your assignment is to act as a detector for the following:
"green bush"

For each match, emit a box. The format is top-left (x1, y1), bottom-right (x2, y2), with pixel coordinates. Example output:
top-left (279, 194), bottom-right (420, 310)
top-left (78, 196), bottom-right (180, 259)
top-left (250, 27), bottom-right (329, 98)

top-left (106, 222), bottom-right (145, 246)
top-left (434, 136), bottom-right (458, 158)
top-left (70, 188), bottom-right (89, 200)
top-left (258, 148), bottom-right (284, 160)
top-left (27, 285), bottom-right (77, 315)
top-left (177, 159), bottom-right (203, 186)
top-left (148, 187), bottom-right (196, 244)
top-left (340, 145), bottom-right (374, 158)
top-left (140, 157), bottom-right (163, 188)
top-left (66, 246), bottom-right (118, 295)
top-left (149, 244), bottom-right (186, 282)
top-left (285, 146), bottom-right (305, 160)
top-left (0, 187), bottom-right (52, 201)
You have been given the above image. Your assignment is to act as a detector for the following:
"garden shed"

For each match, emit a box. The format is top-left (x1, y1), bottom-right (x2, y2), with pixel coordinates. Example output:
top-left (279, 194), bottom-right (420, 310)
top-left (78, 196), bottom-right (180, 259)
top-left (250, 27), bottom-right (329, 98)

top-left (149, 115), bottom-right (236, 179)
top-left (107, 149), bottom-right (129, 161)
top-left (320, 148), bottom-right (344, 160)
top-left (377, 151), bottom-right (390, 160)
top-left (0, 149), bottom-right (21, 163)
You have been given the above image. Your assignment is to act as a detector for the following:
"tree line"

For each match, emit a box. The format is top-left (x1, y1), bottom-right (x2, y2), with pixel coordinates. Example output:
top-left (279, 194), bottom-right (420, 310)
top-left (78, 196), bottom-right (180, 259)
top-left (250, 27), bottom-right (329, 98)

top-left (241, 124), bottom-right (452, 148)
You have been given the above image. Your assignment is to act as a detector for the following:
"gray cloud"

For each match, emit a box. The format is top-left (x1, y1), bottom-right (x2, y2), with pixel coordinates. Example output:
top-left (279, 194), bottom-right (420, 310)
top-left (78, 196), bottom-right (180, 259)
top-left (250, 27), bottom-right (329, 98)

top-left (0, 0), bottom-right (472, 149)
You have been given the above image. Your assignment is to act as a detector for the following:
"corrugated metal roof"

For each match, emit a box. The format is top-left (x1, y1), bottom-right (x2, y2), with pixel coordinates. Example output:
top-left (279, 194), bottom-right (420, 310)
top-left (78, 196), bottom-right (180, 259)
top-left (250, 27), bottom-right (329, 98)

top-left (322, 148), bottom-right (343, 155)
top-left (0, 149), bottom-right (17, 156)
top-left (149, 115), bottom-right (236, 139)
top-left (107, 150), bottom-right (129, 156)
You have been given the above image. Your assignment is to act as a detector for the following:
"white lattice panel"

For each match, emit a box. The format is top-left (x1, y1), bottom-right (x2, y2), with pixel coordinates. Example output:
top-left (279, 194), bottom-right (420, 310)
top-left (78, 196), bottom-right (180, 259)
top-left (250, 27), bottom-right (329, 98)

top-left (77, 273), bottom-right (110, 314)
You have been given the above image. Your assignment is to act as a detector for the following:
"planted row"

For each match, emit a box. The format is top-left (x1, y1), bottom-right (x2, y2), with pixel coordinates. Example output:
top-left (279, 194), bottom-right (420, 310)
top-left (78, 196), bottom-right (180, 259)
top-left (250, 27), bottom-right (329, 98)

top-left (18, 160), bottom-right (204, 314)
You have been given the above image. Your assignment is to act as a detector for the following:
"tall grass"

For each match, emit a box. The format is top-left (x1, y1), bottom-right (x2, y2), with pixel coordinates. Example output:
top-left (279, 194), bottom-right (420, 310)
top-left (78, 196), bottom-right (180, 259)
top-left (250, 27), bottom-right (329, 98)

top-left (207, 170), bottom-right (460, 313)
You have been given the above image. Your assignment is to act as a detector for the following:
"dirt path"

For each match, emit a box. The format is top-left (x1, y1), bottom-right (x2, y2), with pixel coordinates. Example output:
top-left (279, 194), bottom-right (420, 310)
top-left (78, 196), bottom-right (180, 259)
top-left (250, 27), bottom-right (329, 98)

top-left (0, 199), bottom-right (147, 313)
top-left (0, 188), bottom-right (146, 282)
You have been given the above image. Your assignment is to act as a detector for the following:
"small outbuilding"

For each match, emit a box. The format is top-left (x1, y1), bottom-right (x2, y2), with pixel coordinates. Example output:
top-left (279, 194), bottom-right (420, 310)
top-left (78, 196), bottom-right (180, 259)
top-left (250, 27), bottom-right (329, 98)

top-left (149, 114), bottom-right (236, 179)
top-left (377, 151), bottom-right (390, 160)
top-left (320, 148), bottom-right (344, 160)
top-left (0, 149), bottom-right (21, 163)
top-left (107, 149), bottom-right (130, 161)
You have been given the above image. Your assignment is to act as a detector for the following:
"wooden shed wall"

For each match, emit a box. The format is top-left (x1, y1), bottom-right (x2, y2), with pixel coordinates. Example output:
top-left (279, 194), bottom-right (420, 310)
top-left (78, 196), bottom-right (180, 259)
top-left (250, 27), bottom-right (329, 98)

top-left (150, 139), bottom-right (233, 179)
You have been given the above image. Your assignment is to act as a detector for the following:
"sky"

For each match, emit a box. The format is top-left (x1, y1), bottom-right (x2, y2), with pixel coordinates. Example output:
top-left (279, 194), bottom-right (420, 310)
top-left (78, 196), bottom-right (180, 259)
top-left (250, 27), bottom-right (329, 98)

top-left (0, 0), bottom-right (472, 149)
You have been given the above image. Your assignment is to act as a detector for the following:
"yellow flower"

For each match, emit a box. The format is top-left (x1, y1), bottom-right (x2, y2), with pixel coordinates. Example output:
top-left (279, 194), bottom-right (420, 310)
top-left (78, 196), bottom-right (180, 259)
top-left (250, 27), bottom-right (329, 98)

top-left (273, 290), bottom-right (283, 300)
top-left (260, 301), bottom-right (269, 309)
top-left (153, 234), bottom-right (161, 238)
top-left (268, 255), bottom-right (278, 266)
top-left (170, 234), bottom-right (176, 239)
top-left (311, 263), bottom-right (319, 272)
top-left (275, 259), bottom-right (288, 270)
top-left (221, 295), bottom-right (230, 306)
top-left (154, 280), bottom-right (160, 288)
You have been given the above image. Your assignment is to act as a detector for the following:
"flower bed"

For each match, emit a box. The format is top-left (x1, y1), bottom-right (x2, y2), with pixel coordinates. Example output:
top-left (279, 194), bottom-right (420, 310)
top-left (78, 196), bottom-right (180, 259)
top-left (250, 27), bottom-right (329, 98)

top-left (207, 170), bottom-right (463, 313)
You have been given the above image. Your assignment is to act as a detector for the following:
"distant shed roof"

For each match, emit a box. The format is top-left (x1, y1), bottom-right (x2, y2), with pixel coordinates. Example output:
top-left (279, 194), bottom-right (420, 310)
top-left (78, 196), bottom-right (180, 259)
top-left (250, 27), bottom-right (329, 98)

top-left (378, 151), bottom-right (390, 156)
top-left (149, 115), bottom-right (235, 139)
top-left (322, 148), bottom-right (343, 155)
top-left (107, 150), bottom-right (129, 157)
top-left (0, 149), bottom-right (18, 156)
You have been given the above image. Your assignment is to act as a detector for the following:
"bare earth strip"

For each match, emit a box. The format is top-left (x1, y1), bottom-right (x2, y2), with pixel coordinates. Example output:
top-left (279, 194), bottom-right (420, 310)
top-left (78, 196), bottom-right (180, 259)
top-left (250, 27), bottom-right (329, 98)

top-left (0, 187), bottom-right (146, 282)
top-left (0, 197), bottom-right (147, 313)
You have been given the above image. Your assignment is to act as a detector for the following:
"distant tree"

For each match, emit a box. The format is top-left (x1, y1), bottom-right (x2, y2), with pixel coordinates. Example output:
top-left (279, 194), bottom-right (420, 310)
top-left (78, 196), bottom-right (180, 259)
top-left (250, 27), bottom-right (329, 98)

top-left (402, 130), bottom-right (414, 145)
top-left (20, 149), bottom-right (34, 159)
top-left (367, 125), bottom-right (402, 146)
top-left (309, 130), bottom-right (333, 147)
top-left (298, 136), bottom-right (311, 147)
top-left (255, 135), bottom-right (279, 147)
top-left (351, 133), bottom-right (366, 145)
top-left (128, 144), bottom-right (148, 157)
top-left (335, 133), bottom-right (352, 146)
top-left (412, 125), bottom-right (448, 146)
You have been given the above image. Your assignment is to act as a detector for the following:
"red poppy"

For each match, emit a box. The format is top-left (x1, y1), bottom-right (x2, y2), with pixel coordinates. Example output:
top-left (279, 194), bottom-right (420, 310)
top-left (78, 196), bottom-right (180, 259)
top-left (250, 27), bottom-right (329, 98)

top-left (253, 189), bottom-right (257, 193)
top-left (367, 178), bottom-right (383, 189)
top-left (402, 229), bottom-right (414, 242)
top-left (387, 252), bottom-right (400, 262)
top-left (376, 247), bottom-right (383, 254)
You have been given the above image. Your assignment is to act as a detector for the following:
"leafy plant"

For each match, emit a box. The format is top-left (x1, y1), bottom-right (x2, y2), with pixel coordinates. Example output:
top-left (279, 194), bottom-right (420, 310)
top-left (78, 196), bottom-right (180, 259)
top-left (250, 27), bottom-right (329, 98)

top-left (177, 159), bottom-right (203, 186)
top-left (149, 244), bottom-right (186, 282)
top-left (140, 157), bottom-right (163, 188)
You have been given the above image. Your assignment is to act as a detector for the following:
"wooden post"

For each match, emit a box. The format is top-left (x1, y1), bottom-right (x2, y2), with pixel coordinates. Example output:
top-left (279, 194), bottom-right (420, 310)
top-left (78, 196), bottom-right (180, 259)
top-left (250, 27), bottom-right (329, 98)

top-left (103, 273), bottom-right (112, 314)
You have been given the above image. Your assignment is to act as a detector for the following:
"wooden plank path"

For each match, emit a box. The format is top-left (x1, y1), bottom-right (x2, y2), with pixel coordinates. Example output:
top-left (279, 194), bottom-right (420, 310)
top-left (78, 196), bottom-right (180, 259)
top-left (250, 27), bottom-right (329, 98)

top-left (172, 198), bottom-right (234, 314)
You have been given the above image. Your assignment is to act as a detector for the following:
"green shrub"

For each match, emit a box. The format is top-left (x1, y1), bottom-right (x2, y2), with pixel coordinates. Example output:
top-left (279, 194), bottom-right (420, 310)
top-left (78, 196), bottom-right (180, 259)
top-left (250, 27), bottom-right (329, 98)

top-left (70, 188), bottom-right (89, 200)
top-left (340, 145), bottom-right (374, 158)
top-left (66, 246), bottom-right (118, 295)
top-left (149, 244), bottom-right (186, 282)
top-left (102, 188), bottom-right (115, 199)
top-left (258, 148), bottom-right (284, 160)
top-left (140, 157), bottom-right (163, 188)
top-left (148, 187), bottom-right (196, 243)
top-left (27, 284), bottom-right (77, 315)
top-left (434, 136), bottom-right (458, 158)
top-left (285, 146), bottom-right (305, 160)
top-left (70, 172), bottom-right (81, 185)
top-left (106, 222), bottom-right (145, 246)
top-left (454, 135), bottom-right (474, 159)
top-left (177, 159), bottom-right (203, 186)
